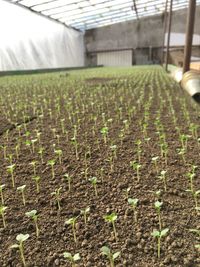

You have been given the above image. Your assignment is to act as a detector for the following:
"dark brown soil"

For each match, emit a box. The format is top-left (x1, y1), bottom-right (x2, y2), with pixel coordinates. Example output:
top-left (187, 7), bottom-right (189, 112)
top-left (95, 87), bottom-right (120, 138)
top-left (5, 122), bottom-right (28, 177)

top-left (0, 67), bottom-right (200, 267)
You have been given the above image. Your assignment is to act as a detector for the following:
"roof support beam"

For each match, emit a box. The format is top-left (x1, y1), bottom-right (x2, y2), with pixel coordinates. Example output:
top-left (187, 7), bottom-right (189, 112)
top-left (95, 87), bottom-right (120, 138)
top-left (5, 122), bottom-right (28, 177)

top-left (133, 0), bottom-right (139, 19)
top-left (165, 0), bottom-right (173, 71)
top-left (183, 0), bottom-right (196, 73)
top-left (161, 0), bottom-right (169, 65)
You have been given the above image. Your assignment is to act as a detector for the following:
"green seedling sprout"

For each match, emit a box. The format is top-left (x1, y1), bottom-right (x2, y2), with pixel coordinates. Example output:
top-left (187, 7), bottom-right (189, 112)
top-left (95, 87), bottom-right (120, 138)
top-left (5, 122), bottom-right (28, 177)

top-left (100, 246), bottom-right (120, 267)
top-left (60, 118), bottom-right (65, 134)
top-left (51, 187), bottom-right (62, 210)
top-left (0, 184), bottom-right (6, 205)
top-left (29, 161), bottom-right (37, 176)
top-left (177, 148), bottom-right (186, 163)
top-left (151, 228), bottom-right (169, 259)
top-left (158, 170), bottom-right (167, 192)
top-left (10, 233), bottom-right (29, 267)
top-left (47, 159), bottom-right (56, 179)
top-left (17, 185), bottom-right (26, 206)
top-left (32, 176), bottom-right (41, 193)
top-left (38, 147), bottom-right (44, 164)
top-left (130, 161), bottom-right (141, 182)
top-left (154, 201), bottom-right (163, 230)
top-left (8, 153), bottom-right (13, 164)
top-left (54, 149), bottom-right (63, 164)
top-left (123, 186), bottom-right (131, 199)
top-left (100, 126), bottom-right (109, 144)
top-left (81, 207), bottom-right (90, 224)
top-left (31, 139), bottom-right (37, 153)
top-left (25, 210), bottom-right (39, 238)
top-left (65, 217), bottom-right (78, 243)
top-left (64, 173), bottom-right (72, 192)
top-left (110, 145), bottom-right (117, 159)
top-left (186, 165), bottom-right (197, 192)
top-left (135, 139), bottom-right (142, 162)
top-left (152, 156), bottom-right (159, 173)
top-left (63, 252), bottom-right (81, 267)
top-left (1, 145), bottom-right (7, 159)
top-left (89, 177), bottom-right (98, 196)
top-left (128, 198), bottom-right (139, 222)
top-left (71, 137), bottom-right (79, 160)
top-left (15, 144), bottom-right (20, 159)
top-left (186, 189), bottom-right (200, 211)
top-left (0, 205), bottom-right (7, 228)
top-left (7, 164), bottom-right (16, 188)
top-left (103, 213), bottom-right (118, 241)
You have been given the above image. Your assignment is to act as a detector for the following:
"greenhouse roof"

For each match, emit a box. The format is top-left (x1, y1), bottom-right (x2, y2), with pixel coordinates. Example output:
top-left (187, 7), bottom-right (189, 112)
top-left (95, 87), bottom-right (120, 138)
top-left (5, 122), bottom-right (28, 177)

top-left (6, 0), bottom-right (200, 31)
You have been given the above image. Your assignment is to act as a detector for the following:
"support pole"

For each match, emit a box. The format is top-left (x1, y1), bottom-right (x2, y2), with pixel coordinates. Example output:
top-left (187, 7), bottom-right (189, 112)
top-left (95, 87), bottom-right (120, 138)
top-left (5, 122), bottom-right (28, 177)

top-left (165, 0), bottom-right (173, 71)
top-left (183, 0), bottom-right (196, 74)
top-left (161, 0), bottom-right (169, 65)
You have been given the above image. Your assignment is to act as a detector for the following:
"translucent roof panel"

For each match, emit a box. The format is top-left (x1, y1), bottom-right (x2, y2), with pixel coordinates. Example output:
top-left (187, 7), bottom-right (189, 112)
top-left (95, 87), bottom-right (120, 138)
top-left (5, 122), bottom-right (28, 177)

top-left (7, 0), bottom-right (200, 31)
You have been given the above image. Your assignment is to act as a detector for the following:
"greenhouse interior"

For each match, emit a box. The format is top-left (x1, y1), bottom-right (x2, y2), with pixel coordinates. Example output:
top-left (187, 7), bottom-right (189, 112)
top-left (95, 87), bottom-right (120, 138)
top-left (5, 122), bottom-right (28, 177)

top-left (0, 0), bottom-right (200, 266)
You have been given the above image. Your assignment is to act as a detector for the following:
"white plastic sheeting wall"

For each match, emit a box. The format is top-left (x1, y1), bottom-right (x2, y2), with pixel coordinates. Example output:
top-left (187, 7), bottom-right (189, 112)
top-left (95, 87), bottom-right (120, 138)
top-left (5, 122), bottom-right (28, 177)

top-left (97, 50), bottom-right (132, 66)
top-left (0, 1), bottom-right (84, 71)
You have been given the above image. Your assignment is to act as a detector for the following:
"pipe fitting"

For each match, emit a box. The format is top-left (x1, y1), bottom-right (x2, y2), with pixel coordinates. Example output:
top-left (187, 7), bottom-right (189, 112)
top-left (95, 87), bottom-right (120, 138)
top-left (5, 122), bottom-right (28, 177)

top-left (181, 70), bottom-right (200, 103)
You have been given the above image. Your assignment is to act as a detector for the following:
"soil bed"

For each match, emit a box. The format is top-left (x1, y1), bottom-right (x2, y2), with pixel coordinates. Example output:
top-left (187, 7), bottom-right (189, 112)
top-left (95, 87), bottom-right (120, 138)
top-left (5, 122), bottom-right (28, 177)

top-left (0, 66), bottom-right (200, 267)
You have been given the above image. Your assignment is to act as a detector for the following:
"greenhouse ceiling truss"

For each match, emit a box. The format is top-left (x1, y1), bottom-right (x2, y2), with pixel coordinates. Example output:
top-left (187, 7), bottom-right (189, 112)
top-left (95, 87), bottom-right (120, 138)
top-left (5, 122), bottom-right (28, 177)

top-left (5, 0), bottom-right (200, 31)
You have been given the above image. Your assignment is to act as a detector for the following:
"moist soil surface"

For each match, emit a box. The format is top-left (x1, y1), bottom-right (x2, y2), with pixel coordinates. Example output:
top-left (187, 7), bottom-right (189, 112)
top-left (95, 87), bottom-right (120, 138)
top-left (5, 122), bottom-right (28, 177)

top-left (0, 66), bottom-right (200, 267)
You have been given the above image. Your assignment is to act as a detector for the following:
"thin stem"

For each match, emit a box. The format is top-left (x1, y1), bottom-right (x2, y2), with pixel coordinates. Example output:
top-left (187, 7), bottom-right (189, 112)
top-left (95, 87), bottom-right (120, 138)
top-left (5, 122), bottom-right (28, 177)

top-left (158, 237), bottom-right (161, 259)
top-left (19, 243), bottom-right (26, 267)
top-left (112, 221), bottom-right (117, 241)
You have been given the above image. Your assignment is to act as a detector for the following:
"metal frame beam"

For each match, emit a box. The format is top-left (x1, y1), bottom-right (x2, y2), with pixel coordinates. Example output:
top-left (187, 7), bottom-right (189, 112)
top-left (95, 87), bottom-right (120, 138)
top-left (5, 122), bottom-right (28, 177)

top-left (165, 0), bottom-right (173, 71)
top-left (183, 0), bottom-right (196, 73)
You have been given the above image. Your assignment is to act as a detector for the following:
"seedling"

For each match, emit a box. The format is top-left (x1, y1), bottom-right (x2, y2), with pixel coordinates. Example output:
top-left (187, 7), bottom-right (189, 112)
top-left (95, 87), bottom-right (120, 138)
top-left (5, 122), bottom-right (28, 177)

top-left (65, 217), bottom-right (78, 243)
top-left (123, 186), bottom-right (131, 199)
top-left (64, 173), bottom-right (72, 192)
top-left (38, 147), bottom-right (45, 164)
top-left (51, 187), bottom-right (62, 210)
top-left (186, 165), bottom-right (197, 192)
top-left (63, 252), bottom-right (81, 267)
top-left (17, 185), bottom-right (26, 206)
top-left (152, 156), bottom-right (159, 173)
top-left (0, 184), bottom-right (6, 205)
top-left (71, 137), bottom-right (79, 160)
top-left (10, 233), bottom-right (29, 267)
top-left (100, 126), bottom-right (109, 144)
top-left (110, 145), bottom-right (117, 159)
top-left (54, 149), bottom-right (63, 164)
top-left (103, 213), bottom-right (118, 241)
top-left (128, 198), bottom-right (139, 222)
top-left (0, 205), bottom-right (7, 228)
top-left (151, 228), bottom-right (169, 258)
top-left (135, 139), bottom-right (142, 162)
top-left (29, 161), bottom-right (37, 176)
top-left (177, 148), bottom-right (186, 163)
top-left (154, 201), bottom-right (163, 230)
top-left (47, 159), bottom-right (56, 179)
top-left (25, 210), bottom-right (39, 238)
top-left (7, 164), bottom-right (16, 188)
top-left (100, 246), bottom-right (120, 267)
top-left (31, 139), bottom-right (37, 153)
top-left (89, 177), bottom-right (98, 196)
top-left (130, 161), bottom-right (141, 182)
top-left (32, 176), bottom-right (41, 193)
top-left (158, 170), bottom-right (167, 192)
top-left (81, 207), bottom-right (90, 224)
top-left (186, 189), bottom-right (200, 210)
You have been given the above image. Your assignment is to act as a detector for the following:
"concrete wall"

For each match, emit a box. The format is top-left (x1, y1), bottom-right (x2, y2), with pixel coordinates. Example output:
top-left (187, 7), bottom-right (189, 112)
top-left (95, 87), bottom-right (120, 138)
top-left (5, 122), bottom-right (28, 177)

top-left (84, 6), bottom-right (200, 66)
